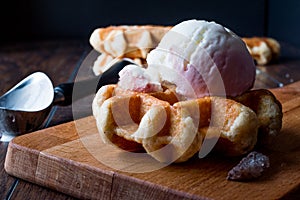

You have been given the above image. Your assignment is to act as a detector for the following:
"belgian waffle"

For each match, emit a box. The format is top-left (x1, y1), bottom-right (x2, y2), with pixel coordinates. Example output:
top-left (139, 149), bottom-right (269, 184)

top-left (242, 37), bottom-right (280, 65)
top-left (92, 85), bottom-right (282, 162)
top-left (90, 25), bottom-right (171, 75)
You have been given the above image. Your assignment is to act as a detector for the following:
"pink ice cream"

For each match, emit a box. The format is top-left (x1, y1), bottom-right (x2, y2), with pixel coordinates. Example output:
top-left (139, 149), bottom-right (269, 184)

top-left (119, 19), bottom-right (256, 98)
top-left (118, 64), bottom-right (162, 93)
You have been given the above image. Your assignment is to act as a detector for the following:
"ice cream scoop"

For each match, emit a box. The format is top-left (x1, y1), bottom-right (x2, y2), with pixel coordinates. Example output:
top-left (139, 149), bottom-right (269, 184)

top-left (0, 59), bottom-right (134, 141)
top-left (120, 19), bottom-right (255, 99)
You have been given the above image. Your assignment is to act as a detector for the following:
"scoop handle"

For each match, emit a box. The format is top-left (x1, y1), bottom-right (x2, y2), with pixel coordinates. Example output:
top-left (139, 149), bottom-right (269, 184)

top-left (53, 59), bottom-right (134, 106)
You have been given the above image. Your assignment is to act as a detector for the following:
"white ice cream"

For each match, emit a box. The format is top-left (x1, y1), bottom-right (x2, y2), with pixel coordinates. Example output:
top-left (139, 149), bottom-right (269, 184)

top-left (119, 19), bottom-right (256, 98)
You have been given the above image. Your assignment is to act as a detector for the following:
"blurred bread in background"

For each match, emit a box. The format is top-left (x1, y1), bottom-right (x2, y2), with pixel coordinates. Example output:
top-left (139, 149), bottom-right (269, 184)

top-left (242, 37), bottom-right (280, 65)
top-left (90, 25), bottom-right (171, 75)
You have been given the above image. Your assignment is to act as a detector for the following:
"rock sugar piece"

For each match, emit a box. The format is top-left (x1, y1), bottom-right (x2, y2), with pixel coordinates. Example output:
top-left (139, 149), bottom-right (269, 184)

top-left (227, 151), bottom-right (270, 181)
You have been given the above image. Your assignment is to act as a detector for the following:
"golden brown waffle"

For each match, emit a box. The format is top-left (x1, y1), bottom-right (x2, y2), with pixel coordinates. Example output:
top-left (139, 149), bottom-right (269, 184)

top-left (90, 25), bottom-right (171, 57)
top-left (242, 37), bottom-right (280, 65)
top-left (92, 85), bottom-right (282, 162)
top-left (91, 53), bottom-right (146, 75)
top-left (233, 89), bottom-right (283, 144)
top-left (90, 25), bottom-right (171, 75)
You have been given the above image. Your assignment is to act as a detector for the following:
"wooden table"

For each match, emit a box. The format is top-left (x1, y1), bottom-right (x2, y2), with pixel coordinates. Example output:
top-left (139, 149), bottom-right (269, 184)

top-left (0, 40), bottom-right (300, 199)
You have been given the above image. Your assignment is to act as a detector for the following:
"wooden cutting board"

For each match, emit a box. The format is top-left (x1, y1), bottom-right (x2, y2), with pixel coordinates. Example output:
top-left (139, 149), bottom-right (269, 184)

top-left (4, 81), bottom-right (300, 200)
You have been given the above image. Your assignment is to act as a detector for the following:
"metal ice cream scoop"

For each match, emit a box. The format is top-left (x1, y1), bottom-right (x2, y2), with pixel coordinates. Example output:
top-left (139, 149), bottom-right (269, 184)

top-left (0, 59), bottom-right (134, 141)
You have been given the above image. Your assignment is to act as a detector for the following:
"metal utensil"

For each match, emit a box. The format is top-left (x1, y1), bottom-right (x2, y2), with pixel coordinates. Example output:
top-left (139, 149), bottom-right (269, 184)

top-left (0, 59), bottom-right (134, 141)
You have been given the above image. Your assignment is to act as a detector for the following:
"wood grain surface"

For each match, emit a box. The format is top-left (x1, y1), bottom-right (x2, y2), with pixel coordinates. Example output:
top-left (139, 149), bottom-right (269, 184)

top-left (4, 81), bottom-right (300, 200)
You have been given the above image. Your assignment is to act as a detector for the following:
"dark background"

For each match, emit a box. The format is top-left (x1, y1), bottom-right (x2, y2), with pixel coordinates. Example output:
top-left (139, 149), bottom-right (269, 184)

top-left (0, 0), bottom-right (299, 48)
